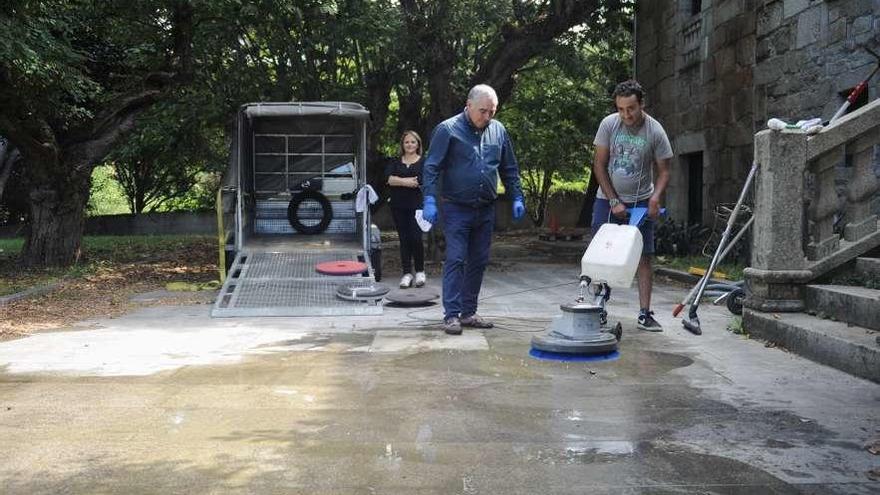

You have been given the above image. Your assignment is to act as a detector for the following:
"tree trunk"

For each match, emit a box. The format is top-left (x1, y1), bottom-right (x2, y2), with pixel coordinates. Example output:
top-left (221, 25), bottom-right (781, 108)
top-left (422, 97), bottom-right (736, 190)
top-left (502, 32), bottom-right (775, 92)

top-left (577, 171), bottom-right (600, 228)
top-left (22, 181), bottom-right (89, 267)
top-left (15, 90), bottom-right (162, 266)
top-left (0, 138), bottom-right (20, 202)
top-left (397, 79), bottom-right (427, 140)
top-left (364, 70), bottom-right (395, 202)
top-left (535, 170), bottom-right (555, 227)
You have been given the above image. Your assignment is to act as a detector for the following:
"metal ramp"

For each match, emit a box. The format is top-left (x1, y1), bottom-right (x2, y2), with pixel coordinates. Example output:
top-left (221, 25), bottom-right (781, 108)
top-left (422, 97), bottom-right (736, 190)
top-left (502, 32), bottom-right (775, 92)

top-left (212, 249), bottom-right (382, 317)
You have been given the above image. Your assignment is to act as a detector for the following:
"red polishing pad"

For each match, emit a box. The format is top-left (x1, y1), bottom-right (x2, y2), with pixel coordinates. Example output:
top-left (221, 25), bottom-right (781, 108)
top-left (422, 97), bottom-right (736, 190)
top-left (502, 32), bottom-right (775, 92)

top-left (316, 260), bottom-right (368, 276)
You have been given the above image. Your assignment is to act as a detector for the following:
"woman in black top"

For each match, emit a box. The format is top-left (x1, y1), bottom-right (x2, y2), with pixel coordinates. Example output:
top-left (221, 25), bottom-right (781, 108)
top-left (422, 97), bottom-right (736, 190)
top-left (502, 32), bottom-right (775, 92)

top-left (385, 130), bottom-right (426, 288)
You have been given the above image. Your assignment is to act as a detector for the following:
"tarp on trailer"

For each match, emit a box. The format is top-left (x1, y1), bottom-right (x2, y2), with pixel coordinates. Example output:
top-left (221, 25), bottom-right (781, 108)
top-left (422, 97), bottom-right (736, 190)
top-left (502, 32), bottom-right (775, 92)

top-left (242, 102), bottom-right (370, 120)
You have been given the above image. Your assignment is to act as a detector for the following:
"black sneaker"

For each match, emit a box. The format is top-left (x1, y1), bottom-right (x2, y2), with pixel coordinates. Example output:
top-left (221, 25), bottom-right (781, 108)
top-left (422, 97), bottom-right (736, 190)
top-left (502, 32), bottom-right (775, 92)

top-left (637, 309), bottom-right (663, 332)
top-left (443, 316), bottom-right (462, 335)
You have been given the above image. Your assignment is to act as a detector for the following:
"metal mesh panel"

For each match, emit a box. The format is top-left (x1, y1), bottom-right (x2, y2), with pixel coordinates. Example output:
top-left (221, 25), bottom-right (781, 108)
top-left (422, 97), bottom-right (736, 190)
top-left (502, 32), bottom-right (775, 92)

top-left (255, 174), bottom-right (287, 193)
top-left (255, 200), bottom-right (354, 218)
top-left (213, 250), bottom-right (381, 317)
top-left (254, 155), bottom-right (286, 172)
top-left (255, 135), bottom-right (285, 153)
top-left (254, 198), bottom-right (356, 234)
top-left (254, 218), bottom-right (356, 234)
top-left (324, 136), bottom-right (355, 153)
top-left (237, 250), bottom-right (366, 279)
top-left (227, 279), bottom-right (373, 308)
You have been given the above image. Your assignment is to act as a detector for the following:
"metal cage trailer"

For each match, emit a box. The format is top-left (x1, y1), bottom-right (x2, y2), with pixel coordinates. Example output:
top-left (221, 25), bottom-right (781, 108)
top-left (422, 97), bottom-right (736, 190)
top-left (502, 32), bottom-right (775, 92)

top-left (214, 102), bottom-right (381, 317)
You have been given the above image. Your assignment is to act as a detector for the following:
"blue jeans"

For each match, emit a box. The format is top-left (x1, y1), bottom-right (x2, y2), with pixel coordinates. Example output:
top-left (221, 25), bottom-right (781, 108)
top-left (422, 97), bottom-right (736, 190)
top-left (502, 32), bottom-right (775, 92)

top-left (441, 201), bottom-right (495, 320)
top-left (591, 198), bottom-right (655, 255)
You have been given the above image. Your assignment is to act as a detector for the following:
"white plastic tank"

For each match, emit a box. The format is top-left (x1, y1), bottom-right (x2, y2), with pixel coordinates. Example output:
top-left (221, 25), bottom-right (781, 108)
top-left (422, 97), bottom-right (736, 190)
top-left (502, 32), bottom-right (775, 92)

top-left (581, 223), bottom-right (644, 288)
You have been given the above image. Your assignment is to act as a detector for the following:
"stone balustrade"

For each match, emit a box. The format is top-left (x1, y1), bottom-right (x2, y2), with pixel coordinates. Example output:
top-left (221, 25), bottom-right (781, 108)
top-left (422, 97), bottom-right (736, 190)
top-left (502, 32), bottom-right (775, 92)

top-left (745, 99), bottom-right (880, 312)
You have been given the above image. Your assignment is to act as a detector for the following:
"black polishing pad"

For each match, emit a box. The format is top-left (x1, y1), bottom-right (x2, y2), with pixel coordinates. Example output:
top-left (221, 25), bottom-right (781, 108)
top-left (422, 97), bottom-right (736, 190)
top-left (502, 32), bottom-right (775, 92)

top-left (385, 287), bottom-right (440, 306)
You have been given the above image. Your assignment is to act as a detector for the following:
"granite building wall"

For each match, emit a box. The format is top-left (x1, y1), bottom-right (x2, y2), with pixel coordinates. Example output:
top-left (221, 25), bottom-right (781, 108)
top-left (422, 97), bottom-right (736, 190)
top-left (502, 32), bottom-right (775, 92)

top-left (635, 0), bottom-right (880, 225)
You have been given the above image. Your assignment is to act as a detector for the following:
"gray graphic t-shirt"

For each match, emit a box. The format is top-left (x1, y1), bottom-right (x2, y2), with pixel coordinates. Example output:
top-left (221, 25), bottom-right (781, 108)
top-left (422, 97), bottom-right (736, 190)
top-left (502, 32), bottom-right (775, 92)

top-left (594, 113), bottom-right (673, 202)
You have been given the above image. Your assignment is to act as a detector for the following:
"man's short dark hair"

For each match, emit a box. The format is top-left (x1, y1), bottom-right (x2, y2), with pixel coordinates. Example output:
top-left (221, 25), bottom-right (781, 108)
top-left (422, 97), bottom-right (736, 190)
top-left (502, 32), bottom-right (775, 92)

top-left (612, 80), bottom-right (645, 103)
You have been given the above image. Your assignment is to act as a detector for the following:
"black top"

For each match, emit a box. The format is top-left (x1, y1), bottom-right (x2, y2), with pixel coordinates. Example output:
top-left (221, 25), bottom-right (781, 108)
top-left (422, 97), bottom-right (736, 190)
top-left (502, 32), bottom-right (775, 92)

top-left (384, 157), bottom-right (424, 210)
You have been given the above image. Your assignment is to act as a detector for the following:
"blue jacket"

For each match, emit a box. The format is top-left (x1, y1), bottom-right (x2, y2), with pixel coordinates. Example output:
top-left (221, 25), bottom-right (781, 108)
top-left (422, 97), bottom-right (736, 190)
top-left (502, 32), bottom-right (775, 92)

top-left (422, 110), bottom-right (523, 207)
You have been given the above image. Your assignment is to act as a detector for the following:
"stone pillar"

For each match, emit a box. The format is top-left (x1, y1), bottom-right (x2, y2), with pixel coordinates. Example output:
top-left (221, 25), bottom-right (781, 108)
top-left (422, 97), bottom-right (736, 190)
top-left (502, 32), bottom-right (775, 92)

top-left (744, 129), bottom-right (812, 312)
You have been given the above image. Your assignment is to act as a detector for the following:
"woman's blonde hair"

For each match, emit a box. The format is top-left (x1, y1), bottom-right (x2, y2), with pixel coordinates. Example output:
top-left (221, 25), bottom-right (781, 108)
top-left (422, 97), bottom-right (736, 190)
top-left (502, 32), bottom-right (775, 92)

top-left (399, 130), bottom-right (423, 157)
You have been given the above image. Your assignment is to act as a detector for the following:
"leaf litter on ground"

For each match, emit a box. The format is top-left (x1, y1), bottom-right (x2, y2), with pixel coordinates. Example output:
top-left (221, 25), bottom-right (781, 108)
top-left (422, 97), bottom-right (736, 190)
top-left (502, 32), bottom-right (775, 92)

top-left (0, 236), bottom-right (218, 340)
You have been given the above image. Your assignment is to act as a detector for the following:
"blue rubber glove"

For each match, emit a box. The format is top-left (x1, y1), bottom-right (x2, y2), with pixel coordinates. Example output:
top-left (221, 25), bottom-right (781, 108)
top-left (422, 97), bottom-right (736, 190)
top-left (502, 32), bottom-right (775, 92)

top-left (422, 196), bottom-right (438, 224)
top-left (512, 197), bottom-right (525, 220)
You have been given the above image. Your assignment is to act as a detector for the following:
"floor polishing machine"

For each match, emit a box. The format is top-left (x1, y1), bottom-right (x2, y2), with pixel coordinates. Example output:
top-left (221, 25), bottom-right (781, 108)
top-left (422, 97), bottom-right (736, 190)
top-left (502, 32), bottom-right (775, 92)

top-left (531, 209), bottom-right (650, 356)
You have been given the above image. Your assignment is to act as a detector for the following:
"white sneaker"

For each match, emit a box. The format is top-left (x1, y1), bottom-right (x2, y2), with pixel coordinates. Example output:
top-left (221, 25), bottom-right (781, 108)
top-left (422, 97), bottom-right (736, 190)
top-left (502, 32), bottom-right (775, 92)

top-left (414, 272), bottom-right (426, 287)
top-left (399, 273), bottom-right (413, 288)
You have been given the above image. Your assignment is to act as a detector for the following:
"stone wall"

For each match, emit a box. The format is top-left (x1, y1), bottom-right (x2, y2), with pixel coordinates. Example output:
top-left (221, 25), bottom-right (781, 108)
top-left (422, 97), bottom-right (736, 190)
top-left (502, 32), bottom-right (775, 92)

top-left (756, 0), bottom-right (879, 123)
top-left (756, 0), bottom-right (880, 218)
top-left (637, 0), bottom-right (880, 225)
top-left (0, 196), bottom-right (580, 239)
top-left (84, 211), bottom-right (218, 236)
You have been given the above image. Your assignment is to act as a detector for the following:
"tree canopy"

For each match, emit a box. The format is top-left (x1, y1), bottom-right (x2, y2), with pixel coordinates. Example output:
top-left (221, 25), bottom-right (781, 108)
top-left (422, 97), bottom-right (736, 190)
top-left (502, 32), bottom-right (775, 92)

top-left (0, 0), bottom-right (194, 265)
top-left (0, 0), bottom-right (634, 266)
top-left (503, 33), bottom-right (632, 226)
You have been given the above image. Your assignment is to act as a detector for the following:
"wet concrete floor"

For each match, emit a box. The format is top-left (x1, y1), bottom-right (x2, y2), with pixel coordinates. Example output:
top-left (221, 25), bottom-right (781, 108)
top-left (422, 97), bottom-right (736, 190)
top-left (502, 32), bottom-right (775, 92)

top-left (0, 262), bottom-right (877, 494)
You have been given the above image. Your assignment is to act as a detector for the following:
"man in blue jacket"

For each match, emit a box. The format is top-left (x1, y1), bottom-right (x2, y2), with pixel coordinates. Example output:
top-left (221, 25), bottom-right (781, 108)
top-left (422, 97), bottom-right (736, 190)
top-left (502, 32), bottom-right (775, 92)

top-left (421, 84), bottom-right (526, 335)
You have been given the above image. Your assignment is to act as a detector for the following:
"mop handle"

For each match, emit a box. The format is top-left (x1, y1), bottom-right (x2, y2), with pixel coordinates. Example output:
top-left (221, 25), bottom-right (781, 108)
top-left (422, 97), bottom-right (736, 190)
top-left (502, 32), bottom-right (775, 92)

top-left (829, 63), bottom-right (879, 123)
top-left (691, 161), bottom-right (759, 311)
top-left (717, 215), bottom-right (754, 263)
top-left (677, 215), bottom-right (754, 311)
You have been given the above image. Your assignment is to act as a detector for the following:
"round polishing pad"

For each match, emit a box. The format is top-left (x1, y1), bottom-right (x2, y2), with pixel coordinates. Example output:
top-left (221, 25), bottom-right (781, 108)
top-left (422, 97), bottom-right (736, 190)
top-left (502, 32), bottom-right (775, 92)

top-left (385, 287), bottom-right (440, 306)
top-left (316, 260), bottom-right (368, 276)
top-left (336, 283), bottom-right (391, 301)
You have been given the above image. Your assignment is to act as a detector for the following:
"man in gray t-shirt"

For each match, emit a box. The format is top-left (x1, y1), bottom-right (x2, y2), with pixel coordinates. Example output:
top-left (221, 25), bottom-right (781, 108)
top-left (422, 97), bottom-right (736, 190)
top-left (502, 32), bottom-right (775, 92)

top-left (591, 79), bottom-right (672, 332)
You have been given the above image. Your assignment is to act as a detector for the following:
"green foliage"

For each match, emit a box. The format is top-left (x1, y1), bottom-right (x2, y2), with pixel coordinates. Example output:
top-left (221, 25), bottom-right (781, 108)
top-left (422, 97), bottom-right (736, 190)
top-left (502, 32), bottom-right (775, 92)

top-left (0, 2), bottom-right (101, 129)
top-left (502, 33), bottom-right (632, 225)
top-left (106, 93), bottom-right (226, 213)
top-left (88, 165), bottom-right (222, 215)
top-left (727, 316), bottom-right (746, 335)
top-left (88, 165), bottom-right (131, 216)
top-left (1, 1), bottom-right (173, 129)
top-left (160, 172), bottom-right (223, 212)
top-left (3, 0), bottom-right (637, 267)
top-left (550, 173), bottom-right (591, 197)
top-left (191, 0), bottom-right (385, 105)
top-left (0, 237), bottom-right (23, 257)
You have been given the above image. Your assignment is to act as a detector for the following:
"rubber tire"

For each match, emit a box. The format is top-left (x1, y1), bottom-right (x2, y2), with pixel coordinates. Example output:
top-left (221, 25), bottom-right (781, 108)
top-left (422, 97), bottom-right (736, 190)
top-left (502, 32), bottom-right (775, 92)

top-left (727, 288), bottom-right (745, 316)
top-left (288, 190), bottom-right (332, 235)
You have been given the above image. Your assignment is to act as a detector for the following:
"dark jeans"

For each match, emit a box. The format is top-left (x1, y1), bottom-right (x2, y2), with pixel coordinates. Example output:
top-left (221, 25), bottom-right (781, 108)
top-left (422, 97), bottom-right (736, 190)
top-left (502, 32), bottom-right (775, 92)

top-left (591, 198), bottom-right (655, 255)
top-left (391, 207), bottom-right (424, 274)
top-left (440, 201), bottom-right (495, 319)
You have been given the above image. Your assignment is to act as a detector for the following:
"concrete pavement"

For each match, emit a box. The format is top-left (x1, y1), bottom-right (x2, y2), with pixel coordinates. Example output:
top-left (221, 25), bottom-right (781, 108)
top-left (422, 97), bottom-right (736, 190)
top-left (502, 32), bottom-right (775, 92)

top-left (0, 262), bottom-right (877, 494)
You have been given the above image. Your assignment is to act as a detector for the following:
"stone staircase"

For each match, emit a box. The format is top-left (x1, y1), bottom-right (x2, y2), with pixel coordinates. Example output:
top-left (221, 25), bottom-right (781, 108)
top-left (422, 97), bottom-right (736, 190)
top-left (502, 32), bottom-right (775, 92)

top-left (743, 100), bottom-right (880, 383)
top-left (747, 264), bottom-right (880, 383)
top-left (857, 255), bottom-right (880, 279)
